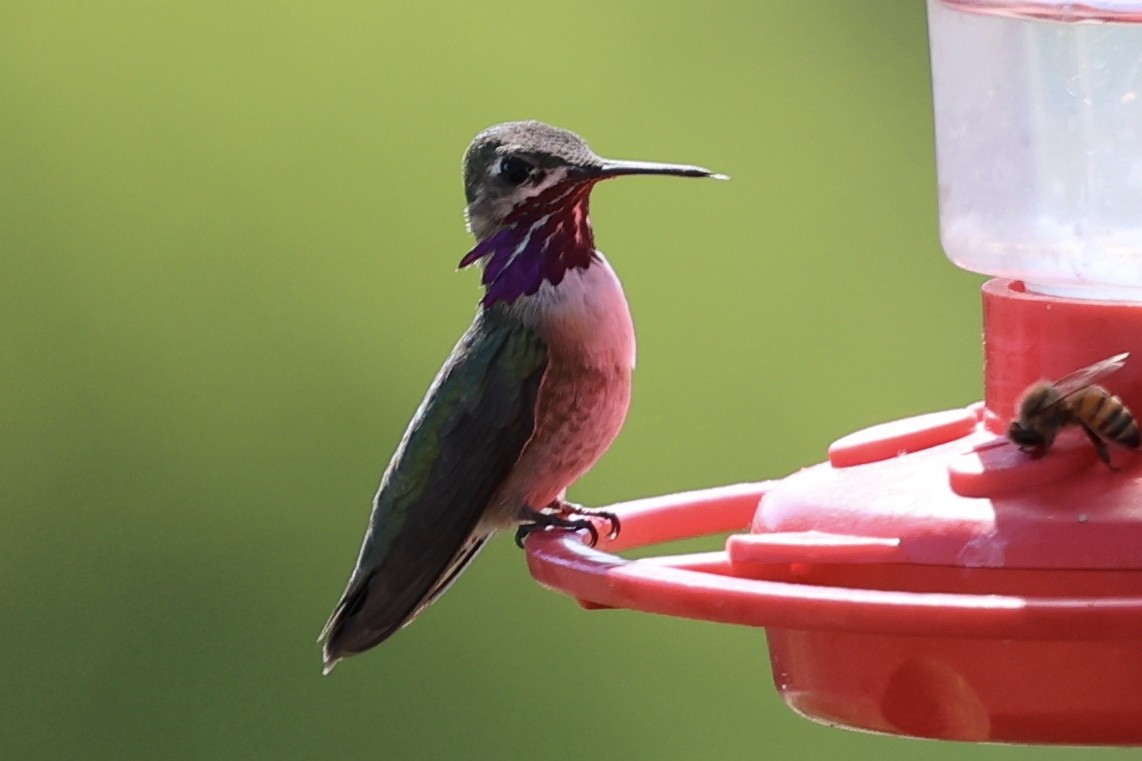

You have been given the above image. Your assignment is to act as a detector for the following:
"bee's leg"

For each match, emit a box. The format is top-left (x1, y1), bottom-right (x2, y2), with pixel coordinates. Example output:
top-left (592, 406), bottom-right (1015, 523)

top-left (1080, 423), bottom-right (1116, 469)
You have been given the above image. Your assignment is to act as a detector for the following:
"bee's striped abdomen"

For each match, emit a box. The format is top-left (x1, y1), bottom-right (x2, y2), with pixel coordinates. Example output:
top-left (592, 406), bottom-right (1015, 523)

top-left (1074, 386), bottom-right (1140, 449)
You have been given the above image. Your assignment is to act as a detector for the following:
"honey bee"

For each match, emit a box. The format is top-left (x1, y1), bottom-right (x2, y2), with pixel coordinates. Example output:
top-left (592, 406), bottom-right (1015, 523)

top-left (1007, 352), bottom-right (1139, 467)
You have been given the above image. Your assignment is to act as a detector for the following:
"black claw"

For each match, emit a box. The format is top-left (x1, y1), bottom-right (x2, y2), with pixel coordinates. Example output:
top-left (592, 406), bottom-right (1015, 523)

top-left (515, 511), bottom-right (601, 548)
top-left (546, 500), bottom-right (622, 541)
top-left (578, 520), bottom-right (600, 547)
top-left (600, 511), bottom-right (620, 540)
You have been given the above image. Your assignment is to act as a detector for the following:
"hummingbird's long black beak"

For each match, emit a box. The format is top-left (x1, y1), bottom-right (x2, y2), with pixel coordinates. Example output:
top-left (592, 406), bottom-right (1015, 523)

top-left (586, 159), bottom-right (729, 181)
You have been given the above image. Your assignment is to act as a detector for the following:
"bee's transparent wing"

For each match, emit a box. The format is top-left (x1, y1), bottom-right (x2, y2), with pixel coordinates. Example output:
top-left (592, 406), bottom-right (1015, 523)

top-left (1053, 352), bottom-right (1129, 399)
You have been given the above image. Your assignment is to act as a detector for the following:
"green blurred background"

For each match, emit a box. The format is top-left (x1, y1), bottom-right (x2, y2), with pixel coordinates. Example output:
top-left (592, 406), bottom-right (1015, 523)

top-left (1, 2), bottom-right (1117, 760)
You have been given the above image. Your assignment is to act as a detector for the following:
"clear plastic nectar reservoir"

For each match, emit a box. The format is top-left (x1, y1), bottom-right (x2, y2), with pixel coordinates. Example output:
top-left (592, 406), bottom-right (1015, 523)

top-left (928, 0), bottom-right (1142, 299)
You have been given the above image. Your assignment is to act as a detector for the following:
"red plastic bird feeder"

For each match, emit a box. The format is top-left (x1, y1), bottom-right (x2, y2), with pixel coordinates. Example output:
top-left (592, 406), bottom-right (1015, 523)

top-left (525, 0), bottom-right (1142, 746)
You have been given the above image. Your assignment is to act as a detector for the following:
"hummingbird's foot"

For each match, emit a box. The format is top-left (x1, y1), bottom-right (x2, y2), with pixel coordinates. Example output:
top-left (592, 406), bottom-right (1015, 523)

top-left (515, 508), bottom-right (600, 548)
top-left (548, 499), bottom-right (621, 540)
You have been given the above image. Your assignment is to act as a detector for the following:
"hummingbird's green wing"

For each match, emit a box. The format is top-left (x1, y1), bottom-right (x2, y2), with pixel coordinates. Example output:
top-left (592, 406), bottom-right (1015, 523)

top-left (320, 305), bottom-right (547, 668)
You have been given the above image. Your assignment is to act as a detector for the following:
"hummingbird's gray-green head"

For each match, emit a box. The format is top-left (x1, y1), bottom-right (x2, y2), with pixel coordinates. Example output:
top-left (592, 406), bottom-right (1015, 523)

top-left (462, 121), bottom-right (599, 240)
top-left (458, 120), bottom-right (723, 306)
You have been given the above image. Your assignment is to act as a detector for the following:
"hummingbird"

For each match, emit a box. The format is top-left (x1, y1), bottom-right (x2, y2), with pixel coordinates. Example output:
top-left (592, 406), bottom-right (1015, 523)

top-left (319, 120), bottom-right (723, 672)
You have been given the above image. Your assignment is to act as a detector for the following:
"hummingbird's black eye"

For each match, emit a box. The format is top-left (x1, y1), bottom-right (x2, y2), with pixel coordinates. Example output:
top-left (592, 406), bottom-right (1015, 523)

top-left (498, 156), bottom-right (532, 186)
